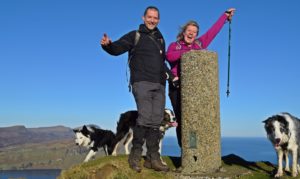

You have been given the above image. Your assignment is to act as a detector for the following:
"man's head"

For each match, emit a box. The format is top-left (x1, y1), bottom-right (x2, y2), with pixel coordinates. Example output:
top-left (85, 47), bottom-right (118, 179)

top-left (142, 6), bottom-right (160, 30)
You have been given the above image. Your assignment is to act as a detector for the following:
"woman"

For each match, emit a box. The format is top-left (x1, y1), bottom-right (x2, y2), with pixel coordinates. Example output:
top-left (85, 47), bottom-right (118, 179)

top-left (166, 8), bottom-right (235, 148)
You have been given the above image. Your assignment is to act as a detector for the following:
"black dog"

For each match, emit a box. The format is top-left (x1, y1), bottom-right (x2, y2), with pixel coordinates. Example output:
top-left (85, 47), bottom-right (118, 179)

top-left (73, 125), bottom-right (115, 162)
top-left (111, 109), bottom-right (177, 157)
top-left (263, 113), bottom-right (300, 177)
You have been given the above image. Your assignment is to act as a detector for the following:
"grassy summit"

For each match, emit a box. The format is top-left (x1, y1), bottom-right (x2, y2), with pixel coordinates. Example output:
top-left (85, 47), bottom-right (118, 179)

top-left (58, 154), bottom-right (295, 179)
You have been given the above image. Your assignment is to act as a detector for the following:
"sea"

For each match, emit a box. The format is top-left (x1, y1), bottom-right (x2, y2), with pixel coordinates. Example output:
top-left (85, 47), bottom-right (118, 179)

top-left (0, 137), bottom-right (276, 179)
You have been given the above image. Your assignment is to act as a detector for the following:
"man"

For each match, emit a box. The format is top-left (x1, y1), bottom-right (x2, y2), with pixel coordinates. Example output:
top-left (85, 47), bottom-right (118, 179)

top-left (101, 6), bottom-right (170, 172)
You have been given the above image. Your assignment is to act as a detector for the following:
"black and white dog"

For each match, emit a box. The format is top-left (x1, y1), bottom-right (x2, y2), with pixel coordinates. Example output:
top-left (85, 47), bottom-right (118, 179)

top-left (73, 125), bottom-right (115, 162)
top-left (263, 112), bottom-right (300, 177)
top-left (111, 109), bottom-right (177, 157)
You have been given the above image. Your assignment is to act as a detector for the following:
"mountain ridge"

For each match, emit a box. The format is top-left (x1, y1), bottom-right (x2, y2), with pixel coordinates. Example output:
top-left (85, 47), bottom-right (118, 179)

top-left (0, 125), bottom-right (74, 148)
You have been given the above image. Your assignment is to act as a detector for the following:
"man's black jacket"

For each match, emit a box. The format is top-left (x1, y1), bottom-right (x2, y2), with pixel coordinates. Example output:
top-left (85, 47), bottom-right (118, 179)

top-left (102, 24), bottom-right (173, 86)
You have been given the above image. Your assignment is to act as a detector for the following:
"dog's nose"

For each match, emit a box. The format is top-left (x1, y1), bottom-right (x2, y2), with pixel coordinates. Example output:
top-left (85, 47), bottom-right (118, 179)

top-left (275, 138), bottom-right (281, 144)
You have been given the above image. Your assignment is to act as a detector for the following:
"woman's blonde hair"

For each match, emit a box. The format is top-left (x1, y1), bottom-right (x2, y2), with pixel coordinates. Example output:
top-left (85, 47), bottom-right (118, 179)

top-left (176, 20), bottom-right (199, 41)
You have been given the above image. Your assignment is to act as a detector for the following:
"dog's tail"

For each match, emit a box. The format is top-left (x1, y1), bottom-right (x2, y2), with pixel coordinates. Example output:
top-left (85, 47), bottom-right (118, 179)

top-left (110, 113), bottom-right (132, 153)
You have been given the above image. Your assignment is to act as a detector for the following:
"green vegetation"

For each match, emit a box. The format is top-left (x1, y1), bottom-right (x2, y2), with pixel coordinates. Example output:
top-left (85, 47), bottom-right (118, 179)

top-left (0, 139), bottom-right (296, 179)
top-left (59, 155), bottom-right (176, 179)
top-left (58, 154), bottom-right (297, 179)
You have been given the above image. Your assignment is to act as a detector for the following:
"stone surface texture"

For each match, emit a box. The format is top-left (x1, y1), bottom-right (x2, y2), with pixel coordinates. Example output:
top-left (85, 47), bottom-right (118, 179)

top-left (180, 50), bottom-right (221, 174)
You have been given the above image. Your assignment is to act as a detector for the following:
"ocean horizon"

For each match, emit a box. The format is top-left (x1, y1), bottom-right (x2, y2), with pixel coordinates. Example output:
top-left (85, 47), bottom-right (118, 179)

top-left (162, 136), bottom-right (276, 164)
top-left (1, 137), bottom-right (276, 179)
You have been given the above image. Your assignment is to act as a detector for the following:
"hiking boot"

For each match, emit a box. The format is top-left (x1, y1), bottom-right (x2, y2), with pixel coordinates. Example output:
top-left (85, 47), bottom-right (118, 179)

top-left (128, 158), bottom-right (142, 173)
top-left (128, 125), bottom-right (146, 173)
top-left (143, 159), bottom-right (152, 169)
top-left (151, 159), bottom-right (170, 172)
top-left (144, 127), bottom-right (169, 172)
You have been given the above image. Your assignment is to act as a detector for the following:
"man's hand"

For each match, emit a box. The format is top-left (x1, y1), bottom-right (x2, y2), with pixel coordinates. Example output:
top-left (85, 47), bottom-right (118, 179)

top-left (101, 33), bottom-right (112, 46)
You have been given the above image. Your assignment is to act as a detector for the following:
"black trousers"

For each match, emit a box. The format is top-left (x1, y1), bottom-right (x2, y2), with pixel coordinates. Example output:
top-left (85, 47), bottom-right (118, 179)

top-left (130, 81), bottom-right (165, 160)
top-left (132, 81), bottom-right (165, 128)
top-left (168, 84), bottom-right (182, 147)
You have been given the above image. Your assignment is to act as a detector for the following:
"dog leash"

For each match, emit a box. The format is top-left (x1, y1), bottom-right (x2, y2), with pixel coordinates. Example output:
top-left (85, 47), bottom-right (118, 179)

top-left (226, 20), bottom-right (232, 97)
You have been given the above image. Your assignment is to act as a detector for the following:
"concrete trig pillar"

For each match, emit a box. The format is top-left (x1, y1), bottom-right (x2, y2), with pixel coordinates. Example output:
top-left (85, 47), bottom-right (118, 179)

top-left (180, 50), bottom-right (221, 174)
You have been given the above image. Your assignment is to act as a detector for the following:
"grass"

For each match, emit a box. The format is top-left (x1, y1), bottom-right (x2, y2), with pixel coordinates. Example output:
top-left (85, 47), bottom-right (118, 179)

top-left (1, 140), bottom-right (297, 178)
top-left (58, 154), bottom-right (298, 179)
top-left (59, 155), bottom-right (177, 179)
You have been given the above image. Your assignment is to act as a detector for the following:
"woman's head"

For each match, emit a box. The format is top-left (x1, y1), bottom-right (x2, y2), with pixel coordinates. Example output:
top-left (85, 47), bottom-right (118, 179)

top-left (177, 21), bottom-right (199, 45)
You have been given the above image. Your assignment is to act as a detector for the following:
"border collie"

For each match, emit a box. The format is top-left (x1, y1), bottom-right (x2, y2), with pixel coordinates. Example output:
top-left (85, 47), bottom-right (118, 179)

top-left (263, 112), bottom-right (300, 177)
top-left (73, 125), bottom-right (115, 162)
top-left (111, 109), bottom-right (177, 157)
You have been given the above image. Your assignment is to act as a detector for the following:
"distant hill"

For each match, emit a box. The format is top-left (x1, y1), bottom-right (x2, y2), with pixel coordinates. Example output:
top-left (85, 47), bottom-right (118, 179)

top-left (0, 125), bottom-right (73, 148)
top-left (0, 125), bottom-right (124, 170)
top-left (0, 125), bottom-right (104, 170)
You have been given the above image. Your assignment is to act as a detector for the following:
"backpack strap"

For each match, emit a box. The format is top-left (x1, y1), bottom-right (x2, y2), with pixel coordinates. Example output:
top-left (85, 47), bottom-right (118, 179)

top-left (147, 34), bottom-right (165, 56)
top-left (134, 31), bottom-right (140, 46)
top-left (128, 31), bottom-right (140, 61)
top-left (175, 39), bottom-right (202, 50)
top-left (175, 41), bottom-right (181, 50)
top-left (127, 31), bottom-right (140, 92)
top-left (194, 39), bottom-right (202, 49)
top-left (128, 31), bottom-right (141, 60)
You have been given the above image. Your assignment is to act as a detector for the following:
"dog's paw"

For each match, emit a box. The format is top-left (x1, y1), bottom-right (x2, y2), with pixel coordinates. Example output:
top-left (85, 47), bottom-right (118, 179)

top-left (292, 171), bottom-right (298, 177)
top-left (275, 171), bottom-right (283, 177)
top-left (285, 167), bottom-right (290, 172)
top-left (161, 160), bottom-right (167, 166)
top-left (160, 157), bottom-right (167, 166)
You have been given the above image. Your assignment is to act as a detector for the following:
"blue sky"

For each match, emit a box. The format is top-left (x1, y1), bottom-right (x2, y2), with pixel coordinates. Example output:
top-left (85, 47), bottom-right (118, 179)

top-left (1, 0), bottom-right (300, 137)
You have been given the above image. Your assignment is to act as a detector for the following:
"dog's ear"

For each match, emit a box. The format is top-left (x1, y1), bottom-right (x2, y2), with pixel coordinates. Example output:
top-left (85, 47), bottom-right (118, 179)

top-left (73, 129), bottom-right (79, 133)
top-left (262, 119), bottom-right (267, 123)
top-left (163, 110), bottom-right (170, 119)
top-left (262, 117), bottom-right (272, 124)
top-left (82, 125), bottom-right (89, 135)
top-left (262, 119), bottom-right (271, 130)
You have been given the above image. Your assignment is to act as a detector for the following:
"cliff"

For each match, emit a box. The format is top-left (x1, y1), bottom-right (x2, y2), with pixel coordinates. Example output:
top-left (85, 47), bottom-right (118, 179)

top-left (0, 125), bottom-right (91, 170)
top-left (0, 125), bottom-right (73, 148)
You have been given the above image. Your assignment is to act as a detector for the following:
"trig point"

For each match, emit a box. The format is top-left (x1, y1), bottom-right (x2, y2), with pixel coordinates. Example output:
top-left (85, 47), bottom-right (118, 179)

top-left (180, 50), bottom-right (221, 174)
